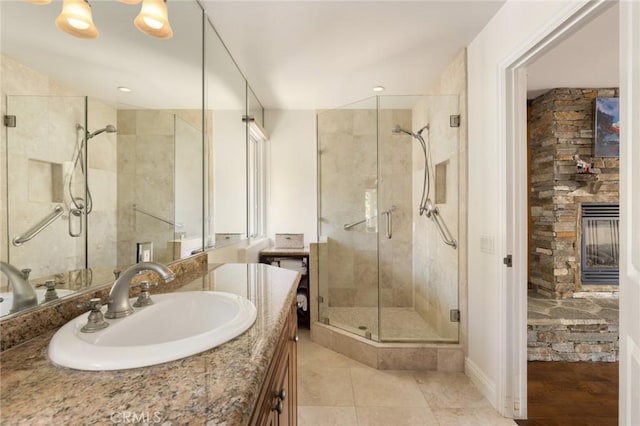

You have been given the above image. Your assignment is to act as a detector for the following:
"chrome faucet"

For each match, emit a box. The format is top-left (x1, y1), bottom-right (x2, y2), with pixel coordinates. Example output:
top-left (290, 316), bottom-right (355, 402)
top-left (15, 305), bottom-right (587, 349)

top-left (0, 261), bottom-right (38, 314)
top-left (105, 262), bottom-right (175, 319)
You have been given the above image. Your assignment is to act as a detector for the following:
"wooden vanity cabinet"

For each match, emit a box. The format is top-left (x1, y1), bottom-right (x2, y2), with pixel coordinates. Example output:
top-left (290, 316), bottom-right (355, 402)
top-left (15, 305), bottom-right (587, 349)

top-left (250, 302), bottom-right (298, 426)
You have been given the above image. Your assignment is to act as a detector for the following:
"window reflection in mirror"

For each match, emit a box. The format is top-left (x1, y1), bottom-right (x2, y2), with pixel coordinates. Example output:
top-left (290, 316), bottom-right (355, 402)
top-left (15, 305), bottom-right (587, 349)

top-left (205, 17), bottom-right (248, 248)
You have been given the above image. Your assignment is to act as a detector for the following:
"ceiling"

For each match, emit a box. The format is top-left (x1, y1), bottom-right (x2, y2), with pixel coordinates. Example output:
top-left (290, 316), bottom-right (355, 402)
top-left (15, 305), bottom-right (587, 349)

top-left (201, 1), bottom-right (506, 109)
top-left (526, 2), bottom-right (619, 99)
top-left (4, 1), bottom-right (618, 111)
top-left (1, 1), bottom-right (506, 111)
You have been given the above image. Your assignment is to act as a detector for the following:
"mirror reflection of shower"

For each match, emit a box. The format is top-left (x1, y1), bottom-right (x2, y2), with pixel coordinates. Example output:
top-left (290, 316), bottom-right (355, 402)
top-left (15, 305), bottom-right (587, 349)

top-left (393, 124), bottom-right (457, 249)
top-left (67, 124), bottom-right (117, 236)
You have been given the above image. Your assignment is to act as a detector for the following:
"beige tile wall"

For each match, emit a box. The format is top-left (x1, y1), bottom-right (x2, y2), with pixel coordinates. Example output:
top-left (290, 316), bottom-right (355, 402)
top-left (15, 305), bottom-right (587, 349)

top-left (413, 50), bottom-right (468, 343)
top-left (411, 94), bottom-right (460, 340)
top-left (117, 110), bottom-right (176, 265)
top-left (1, 55), bottom-right (117, 284)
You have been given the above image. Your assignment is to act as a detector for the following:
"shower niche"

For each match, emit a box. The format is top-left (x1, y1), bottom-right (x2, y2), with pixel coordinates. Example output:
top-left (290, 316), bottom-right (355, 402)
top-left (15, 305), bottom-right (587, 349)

top-left (316, 95), bottom-right (461, 343)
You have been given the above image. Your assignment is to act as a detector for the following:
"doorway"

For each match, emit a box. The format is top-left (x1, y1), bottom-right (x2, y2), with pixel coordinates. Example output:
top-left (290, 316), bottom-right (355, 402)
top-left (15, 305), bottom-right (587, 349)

top-left (500, 0), bottom-right (622, 421)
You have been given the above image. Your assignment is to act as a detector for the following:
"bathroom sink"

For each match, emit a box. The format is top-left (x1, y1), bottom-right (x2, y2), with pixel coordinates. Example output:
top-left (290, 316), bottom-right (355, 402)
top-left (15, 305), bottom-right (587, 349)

top-left (48, 291), bottom-right (257, 371)
top-left (0, 289), bottom-right (75, 316)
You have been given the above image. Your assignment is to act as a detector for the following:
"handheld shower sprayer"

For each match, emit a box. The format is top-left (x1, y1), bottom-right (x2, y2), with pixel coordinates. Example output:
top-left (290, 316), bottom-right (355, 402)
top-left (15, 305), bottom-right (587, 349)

top-left (392, 124), bottom-right (414, 137)
top-left (392, 122), bottom-right (457, 249)
top-left (88, 124), bottom-right (117, 139)
top-left (67, 124), bottom-right (118, 220)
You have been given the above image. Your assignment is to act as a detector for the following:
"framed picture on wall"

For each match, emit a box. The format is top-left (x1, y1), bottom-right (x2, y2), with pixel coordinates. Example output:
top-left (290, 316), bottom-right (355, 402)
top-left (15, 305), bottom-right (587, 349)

top-left (594, 97), bottom-right (620, 157)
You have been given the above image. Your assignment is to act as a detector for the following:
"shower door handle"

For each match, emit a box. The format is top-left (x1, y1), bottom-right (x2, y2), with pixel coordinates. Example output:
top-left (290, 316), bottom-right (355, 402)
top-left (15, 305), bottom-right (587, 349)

top-left (382, 206), bottom-right (396, 240)
top-left (386, 210), bottom-right (392, 239)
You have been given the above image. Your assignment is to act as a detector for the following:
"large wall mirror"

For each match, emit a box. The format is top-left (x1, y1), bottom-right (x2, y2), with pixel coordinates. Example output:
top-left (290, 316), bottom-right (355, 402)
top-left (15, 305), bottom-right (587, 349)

top-left (0, 1), bottom-right (261, 318)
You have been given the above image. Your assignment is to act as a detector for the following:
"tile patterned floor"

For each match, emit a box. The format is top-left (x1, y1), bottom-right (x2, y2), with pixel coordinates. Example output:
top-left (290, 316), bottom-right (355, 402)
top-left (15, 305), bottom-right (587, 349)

top-left (297, 329), bottom-right (516, 425)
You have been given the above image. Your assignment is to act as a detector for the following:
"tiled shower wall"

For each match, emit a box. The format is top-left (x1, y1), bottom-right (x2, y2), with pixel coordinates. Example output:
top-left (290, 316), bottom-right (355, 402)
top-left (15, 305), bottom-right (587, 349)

top-left (117, 110), bottom-right (176, 265)
top-left (116, 109), bottom-right (206, 266)
top-left (317, 108), bottom-right (413, 309)
top-left (1, 55), bottom-right (117, 282)
top-left (411, 95), bottom-right (460, 340)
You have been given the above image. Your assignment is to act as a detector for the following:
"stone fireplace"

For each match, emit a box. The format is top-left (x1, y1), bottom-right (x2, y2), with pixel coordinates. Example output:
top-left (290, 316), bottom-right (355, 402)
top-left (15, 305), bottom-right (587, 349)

top-left (528, 88), bottom-right (620, 299)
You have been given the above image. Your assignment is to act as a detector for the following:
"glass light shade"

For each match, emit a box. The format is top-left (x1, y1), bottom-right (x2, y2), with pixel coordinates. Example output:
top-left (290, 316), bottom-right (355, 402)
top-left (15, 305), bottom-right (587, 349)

top-left (23, 0), bottom-right (52, 4)
top-left (55, 0), bottom-right (99, 39)
top-left (134, 0), bottom-right (173, 39)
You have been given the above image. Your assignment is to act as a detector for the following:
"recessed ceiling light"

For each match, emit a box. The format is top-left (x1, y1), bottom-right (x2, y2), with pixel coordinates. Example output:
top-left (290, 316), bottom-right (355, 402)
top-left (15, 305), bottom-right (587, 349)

top-left (373, 86), bottom-right (385, 92)
top-left (117, 86), bottom-right (132, 93)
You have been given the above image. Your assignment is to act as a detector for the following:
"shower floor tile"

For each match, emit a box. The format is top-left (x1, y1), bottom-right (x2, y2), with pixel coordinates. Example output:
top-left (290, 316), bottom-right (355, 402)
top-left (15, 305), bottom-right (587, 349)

top-left (326, 307), bottom-right (455, 342)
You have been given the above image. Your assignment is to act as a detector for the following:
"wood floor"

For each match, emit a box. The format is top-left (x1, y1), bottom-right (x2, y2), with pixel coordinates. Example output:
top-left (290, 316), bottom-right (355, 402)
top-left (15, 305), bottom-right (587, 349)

top-left (515, 362), bottom-right (618, 426)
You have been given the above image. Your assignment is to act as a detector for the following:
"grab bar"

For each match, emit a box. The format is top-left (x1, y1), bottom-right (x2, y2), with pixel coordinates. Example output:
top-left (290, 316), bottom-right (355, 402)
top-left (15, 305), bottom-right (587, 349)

top-left (425, 201), bottom-right (457, 249)
top-left (343, 217), bottom-right (368, 230)
top-left (13, 205), bottom-right (64, 247)
top-left (133, 204), bottom-right (183, 228)
top-left (344, 206), bottom-right (396, 239)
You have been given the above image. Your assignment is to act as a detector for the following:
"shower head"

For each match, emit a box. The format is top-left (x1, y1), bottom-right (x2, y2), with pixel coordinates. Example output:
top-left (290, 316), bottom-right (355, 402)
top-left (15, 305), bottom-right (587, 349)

top-left (88, 124), bottom-right (117, 139)
top-left (392, 125), bottom-right (414, 137)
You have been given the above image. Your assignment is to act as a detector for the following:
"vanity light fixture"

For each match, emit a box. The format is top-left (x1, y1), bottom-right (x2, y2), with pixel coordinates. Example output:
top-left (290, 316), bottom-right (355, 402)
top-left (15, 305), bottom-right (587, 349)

top-left (55, 0), bottom-right (99, 39)
top-left (134, 0), bottom-right (173, 39)
top-left (24, 0), bottom-right (173, 40)
top-left (117, 86), bottom-right (133, 93)
top-left (373, 86), bottom-right (385, 92)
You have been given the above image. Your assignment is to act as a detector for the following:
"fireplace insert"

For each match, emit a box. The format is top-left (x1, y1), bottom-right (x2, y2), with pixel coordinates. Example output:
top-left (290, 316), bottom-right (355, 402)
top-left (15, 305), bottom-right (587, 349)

top-left (581, 203), bottom-right (619, 285)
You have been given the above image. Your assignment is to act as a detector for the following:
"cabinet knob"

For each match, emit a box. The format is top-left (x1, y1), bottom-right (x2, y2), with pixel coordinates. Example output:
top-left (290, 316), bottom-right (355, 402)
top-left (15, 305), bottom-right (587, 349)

top-left (292, 335), bottom-right (299, 342)
top-left (272, 399), bottom-right (283, 414)
top-left (276, 388), bottom-right (286, 400)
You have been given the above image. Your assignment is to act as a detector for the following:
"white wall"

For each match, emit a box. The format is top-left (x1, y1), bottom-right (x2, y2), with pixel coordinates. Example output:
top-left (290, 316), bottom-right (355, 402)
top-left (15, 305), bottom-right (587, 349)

top-left (466, 0), bottom-right (587, 411)
top-left (619, 2), bottom-right (640, 424)
top-left (264, 110), bottom-right (317, 246)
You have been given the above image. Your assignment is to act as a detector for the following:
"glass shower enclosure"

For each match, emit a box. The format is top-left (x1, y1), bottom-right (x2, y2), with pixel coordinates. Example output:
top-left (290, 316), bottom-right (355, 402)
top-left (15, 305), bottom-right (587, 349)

top-left (317, 95), bottom-right (460, 343)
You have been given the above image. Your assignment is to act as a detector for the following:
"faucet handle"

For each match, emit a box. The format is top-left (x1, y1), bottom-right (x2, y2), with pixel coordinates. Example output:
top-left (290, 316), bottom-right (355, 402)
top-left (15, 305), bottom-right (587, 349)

top-left (132, 281), bottom-right (157, 291)
top-left (36, 279), bottom-right (56, 289)
top-left (20, 268), bottom-right (31, 280)
top-left (132, 281), bottom-right (156, 307)
top-left (87, 298), bottom-right (103, 311)
top-left (77, 297), bottom-right (106, 311)
top-left (39, 280), bottom-right (60, 303)
top-left (80, 298), bottom-right (109, 333)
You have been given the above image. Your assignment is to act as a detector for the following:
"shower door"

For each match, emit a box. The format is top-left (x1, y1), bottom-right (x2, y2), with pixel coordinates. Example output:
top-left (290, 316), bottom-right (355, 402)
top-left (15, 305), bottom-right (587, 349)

top-left (317, 97), bottom-right (380, 339)
top-left (317, 95), bottom-right (460, 343)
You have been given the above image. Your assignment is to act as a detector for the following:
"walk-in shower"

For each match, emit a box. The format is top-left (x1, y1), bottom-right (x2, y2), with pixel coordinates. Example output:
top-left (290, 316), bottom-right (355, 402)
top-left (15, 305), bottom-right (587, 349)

top-left (317, 95), bottom-right (460, 343)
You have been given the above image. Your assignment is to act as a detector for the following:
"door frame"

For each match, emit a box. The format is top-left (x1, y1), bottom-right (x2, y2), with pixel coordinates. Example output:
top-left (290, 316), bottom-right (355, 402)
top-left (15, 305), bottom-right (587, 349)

top-left (499, 0), bottom-right (615, 418)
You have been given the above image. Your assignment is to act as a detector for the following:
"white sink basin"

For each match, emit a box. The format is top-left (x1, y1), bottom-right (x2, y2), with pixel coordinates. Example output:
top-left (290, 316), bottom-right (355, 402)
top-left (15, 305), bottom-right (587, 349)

top-left (48, 291), bottom-right (257, 371)
top-left (0, 289), bottom-right (75, 316)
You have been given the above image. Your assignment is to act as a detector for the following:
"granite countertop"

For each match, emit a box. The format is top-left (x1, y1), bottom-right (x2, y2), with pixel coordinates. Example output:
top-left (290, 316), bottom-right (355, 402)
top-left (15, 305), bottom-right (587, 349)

top-left (0, 263), bottom-right (300, 425)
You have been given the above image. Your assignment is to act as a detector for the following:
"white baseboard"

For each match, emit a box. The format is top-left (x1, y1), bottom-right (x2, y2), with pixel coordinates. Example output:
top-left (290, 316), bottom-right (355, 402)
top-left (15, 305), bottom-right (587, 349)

top-left (465, 357), bottom-right (497, 408)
